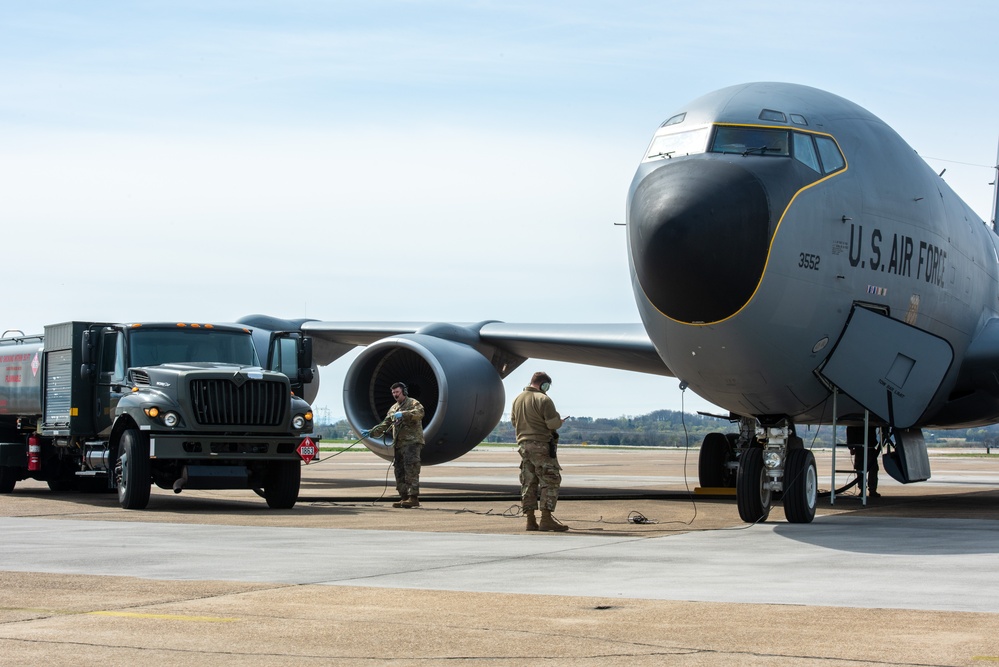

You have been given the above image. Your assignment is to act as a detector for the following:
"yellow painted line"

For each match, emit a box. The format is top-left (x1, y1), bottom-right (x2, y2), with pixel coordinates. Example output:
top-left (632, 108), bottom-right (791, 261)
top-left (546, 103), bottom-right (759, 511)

top-left (972, 657), bottom-right (999, 662)
top-left (1, 607), bottom-right (237, 622)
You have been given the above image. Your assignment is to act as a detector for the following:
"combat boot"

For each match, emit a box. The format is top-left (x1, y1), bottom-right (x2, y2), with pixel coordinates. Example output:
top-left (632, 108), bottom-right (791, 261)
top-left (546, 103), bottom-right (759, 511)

top-left (392, 497), bottom-right (408, 508)
top-left (524, 509), bottom-right (539, 531)
top-left (539, 509), bottom-right (568, 532)
top-left (401, 495), bottom-right (421, 508)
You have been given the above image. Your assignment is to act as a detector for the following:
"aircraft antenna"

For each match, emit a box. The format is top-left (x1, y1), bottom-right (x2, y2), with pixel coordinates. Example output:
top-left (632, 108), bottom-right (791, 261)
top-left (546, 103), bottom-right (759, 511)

top-left (992, 136), bottom-right (999, 231)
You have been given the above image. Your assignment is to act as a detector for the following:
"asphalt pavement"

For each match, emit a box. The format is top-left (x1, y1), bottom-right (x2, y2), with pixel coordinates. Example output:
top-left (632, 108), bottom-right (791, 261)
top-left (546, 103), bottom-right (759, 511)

top-left (1, 446), bottom-right (998, 666)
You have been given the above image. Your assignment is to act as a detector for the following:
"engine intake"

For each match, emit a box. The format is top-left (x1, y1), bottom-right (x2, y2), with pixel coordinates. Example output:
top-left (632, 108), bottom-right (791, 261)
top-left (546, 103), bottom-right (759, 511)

top-left (343, 333), bottom-right (505, 465)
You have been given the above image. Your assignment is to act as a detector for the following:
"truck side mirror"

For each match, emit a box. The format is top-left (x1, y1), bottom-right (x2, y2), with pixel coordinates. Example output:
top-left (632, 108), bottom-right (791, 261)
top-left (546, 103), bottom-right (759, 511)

top-left (79, 329), bottom-right (94, 379)
top-left (298, 337), bottom-right (314, 383)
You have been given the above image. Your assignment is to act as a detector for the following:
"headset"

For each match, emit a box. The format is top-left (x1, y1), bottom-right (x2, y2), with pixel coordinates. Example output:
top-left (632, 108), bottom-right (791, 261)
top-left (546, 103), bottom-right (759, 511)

top-left (392, 381), bottom-right (409, 397)
top-left (532, 372), bottom-right (552, 394)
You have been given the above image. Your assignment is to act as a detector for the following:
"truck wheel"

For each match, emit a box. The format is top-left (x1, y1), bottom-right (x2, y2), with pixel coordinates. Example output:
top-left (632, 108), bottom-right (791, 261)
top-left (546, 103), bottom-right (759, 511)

top-left (264, 461), bottom-right (301, 509)
top-left (47, 479), bottom-right (73, 493)
top-left (46, 458), bottom-right (78, 493)
top-left (0, 466), bottom-right (16, 494)
top-left (116, 429), bottom-right (151, 510)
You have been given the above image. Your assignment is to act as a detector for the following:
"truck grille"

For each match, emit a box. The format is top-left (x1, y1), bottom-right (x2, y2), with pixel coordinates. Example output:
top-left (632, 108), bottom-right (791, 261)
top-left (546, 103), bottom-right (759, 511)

top-left (189, 379), bottom-right (286, 426)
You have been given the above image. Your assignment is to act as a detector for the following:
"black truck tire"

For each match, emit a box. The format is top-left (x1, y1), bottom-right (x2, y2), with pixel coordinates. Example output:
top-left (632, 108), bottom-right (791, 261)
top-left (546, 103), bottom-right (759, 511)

top-left (0, 466), bottom-right (16, 494)
top-left (47, 479), bottom-right (73, 493)
top-left (264, 460), bottom-right (301, 509)
top-left (116, 428), bottom-right (151, 510)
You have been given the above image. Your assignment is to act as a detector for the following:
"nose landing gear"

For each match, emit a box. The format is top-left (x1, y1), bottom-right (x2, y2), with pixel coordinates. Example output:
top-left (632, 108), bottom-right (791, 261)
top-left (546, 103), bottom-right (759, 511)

top-left (699, 418), bottom-right (817, 524)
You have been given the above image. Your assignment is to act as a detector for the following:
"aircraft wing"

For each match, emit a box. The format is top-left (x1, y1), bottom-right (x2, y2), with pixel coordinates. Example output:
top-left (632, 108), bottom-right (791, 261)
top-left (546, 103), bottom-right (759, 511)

top-left (300, 321), bottom-right (433, 366)
top-left (241, 317), bottom-right (673, 466)
top-left (477, 323), bottom-right (673, 376)
top-left (300, 320), bottom-right (673, 376)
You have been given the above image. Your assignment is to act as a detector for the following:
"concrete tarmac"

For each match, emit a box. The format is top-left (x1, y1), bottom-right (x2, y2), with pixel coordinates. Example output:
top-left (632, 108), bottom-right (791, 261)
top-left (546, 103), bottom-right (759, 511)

top-left (2, 446), bottom-right (999, 666)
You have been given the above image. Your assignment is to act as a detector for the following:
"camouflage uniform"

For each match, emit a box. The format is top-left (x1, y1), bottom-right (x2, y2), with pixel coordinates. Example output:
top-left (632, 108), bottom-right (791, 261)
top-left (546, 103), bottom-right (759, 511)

top-left (370, 396), bottom-right (425, 498)
top-left (510, 386), bottom-right (563, 512)
top-left (849, 425), bottom-right (881, 497)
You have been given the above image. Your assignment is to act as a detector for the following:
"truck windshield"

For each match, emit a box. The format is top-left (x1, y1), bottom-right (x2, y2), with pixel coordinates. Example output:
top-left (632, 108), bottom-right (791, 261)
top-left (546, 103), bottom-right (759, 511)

top-left (128, 328), bottom-right (260, 368)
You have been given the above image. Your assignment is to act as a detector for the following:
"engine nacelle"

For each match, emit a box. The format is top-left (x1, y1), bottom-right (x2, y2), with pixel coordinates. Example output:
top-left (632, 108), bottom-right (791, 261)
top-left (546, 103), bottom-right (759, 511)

top-left (343, 333), bottom-right (505, 465)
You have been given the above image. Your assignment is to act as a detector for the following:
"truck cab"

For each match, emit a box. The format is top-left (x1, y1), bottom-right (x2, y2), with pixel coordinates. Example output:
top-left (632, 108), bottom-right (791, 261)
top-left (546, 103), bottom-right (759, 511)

top-left (0, 321), bottom-right (317, 511)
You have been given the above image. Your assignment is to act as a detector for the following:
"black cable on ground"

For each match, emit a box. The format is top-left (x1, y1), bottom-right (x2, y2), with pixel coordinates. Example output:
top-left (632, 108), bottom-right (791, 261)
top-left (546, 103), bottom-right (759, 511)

top-left (311, 437), bottom-right (364, 464)
top-left (677, 382), bottom-right (699, 526)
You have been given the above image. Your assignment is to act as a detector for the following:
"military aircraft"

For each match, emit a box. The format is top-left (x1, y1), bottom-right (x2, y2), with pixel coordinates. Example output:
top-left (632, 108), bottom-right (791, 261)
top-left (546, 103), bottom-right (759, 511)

top-left (243, 82), bottom-right (999, 524)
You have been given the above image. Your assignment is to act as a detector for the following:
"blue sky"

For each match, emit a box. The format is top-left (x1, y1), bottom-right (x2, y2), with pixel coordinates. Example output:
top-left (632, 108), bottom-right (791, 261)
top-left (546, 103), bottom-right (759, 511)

top-left (2, 2), bottom-right (997, 420)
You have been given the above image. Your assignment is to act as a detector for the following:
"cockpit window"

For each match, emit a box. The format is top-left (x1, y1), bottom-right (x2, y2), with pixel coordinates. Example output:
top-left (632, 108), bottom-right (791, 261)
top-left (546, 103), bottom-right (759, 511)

top-left (644, 126), bottom-right (709, 161)
top-left (643, 122), bottom-right (847, 175)
top-left (709, 126), bottom-right (789, 156)
top-left (815, 136), bottom-right (845, 173)
top-left (793, 132), bottom-right (820, 172)
top-left (792, 132), bottom-right (846, 174)
top-left (661, 112), bottom-right (686, 127)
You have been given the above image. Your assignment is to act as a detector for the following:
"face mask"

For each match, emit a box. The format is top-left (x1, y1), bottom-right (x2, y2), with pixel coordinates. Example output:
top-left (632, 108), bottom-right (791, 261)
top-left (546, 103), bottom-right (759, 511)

top-left (540, 382), bottom-right (551, 393)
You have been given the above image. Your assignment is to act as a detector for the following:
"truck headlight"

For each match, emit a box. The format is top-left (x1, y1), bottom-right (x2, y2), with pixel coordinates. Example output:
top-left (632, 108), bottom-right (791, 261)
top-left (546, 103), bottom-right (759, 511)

top-left (291, 412), bottom-right (314, 430)
top-left (144, 407), bottom-right (180, 427)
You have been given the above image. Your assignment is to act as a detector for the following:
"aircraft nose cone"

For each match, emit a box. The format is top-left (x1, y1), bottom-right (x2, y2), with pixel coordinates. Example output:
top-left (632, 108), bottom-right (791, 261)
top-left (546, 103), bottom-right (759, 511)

top-left (629, 159), bottom-right (771, 323)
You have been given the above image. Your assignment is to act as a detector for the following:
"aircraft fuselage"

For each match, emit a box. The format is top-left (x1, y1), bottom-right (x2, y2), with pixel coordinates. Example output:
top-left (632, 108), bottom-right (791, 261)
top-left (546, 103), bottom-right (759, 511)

top-left (627, 82), bottom-right (999, 428)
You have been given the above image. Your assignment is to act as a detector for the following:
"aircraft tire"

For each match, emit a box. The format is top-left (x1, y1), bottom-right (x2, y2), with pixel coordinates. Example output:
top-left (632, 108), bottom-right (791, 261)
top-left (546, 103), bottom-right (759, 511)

top-left (264, 460), bottom-right (301, 510)
top-left (0, 465), bottom-right (16, 494)
top-left (736, 447), bottom-right (770, 523)
top-left (784, 448), bottom-right (817, 524)
top-left (116, 428), bottom-right (151, 510)
top-left (698, 432), bottom-right (733, 488)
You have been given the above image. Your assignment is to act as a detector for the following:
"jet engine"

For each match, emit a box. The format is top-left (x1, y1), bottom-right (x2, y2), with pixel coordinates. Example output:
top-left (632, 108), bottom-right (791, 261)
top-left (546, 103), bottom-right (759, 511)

top-left (343, 331), bottom-right (506, 465)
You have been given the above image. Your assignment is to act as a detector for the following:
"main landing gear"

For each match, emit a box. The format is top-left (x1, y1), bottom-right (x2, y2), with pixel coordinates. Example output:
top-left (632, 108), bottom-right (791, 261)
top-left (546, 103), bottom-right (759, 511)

top-left (698, 417), bottom-right (817, 524)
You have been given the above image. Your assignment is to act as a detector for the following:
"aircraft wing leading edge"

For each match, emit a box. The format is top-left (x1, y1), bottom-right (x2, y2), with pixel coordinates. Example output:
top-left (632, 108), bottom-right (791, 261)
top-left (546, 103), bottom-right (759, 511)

top-left (300, 320), bottom-right (673, 376)
top-left (477, 322), bottom-right (673, 376)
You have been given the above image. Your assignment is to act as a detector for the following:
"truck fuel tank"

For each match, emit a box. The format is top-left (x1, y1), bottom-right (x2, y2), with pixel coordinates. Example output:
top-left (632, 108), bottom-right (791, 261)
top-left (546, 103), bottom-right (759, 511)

top-left (0, 335), bottom-right (44, 417)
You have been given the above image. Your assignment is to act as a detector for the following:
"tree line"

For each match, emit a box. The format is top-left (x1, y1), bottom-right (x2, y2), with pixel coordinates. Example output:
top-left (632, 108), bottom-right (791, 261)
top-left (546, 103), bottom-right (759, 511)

top-left (314, 410), bottom-right (999, 447)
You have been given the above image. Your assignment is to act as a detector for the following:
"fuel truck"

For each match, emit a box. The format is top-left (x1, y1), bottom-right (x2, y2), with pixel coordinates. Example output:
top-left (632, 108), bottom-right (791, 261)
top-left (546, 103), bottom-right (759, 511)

top-left (0, 321), bottom-right (317, 510)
